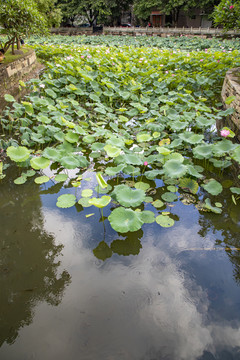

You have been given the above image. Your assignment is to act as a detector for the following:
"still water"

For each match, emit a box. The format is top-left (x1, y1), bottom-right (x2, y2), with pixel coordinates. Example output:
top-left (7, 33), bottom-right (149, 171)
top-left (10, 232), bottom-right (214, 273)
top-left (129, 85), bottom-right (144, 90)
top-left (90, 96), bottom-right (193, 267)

top-left (1, 166), bottom-right (240, 360)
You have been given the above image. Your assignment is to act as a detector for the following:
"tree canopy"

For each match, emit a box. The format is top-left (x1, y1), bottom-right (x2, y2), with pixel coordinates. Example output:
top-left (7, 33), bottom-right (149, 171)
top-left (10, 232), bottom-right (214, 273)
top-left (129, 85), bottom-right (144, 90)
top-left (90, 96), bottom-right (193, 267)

top-left (213, 0), bottom-right (240, 30)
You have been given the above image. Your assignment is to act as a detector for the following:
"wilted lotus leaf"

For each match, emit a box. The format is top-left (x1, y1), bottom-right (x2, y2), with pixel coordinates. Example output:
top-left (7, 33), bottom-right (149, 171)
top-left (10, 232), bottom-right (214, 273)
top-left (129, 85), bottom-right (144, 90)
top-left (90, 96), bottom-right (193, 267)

top-left (163, 159), bottom-right (187, 178)
top-left (34, 176), bottom-right (50, 184)
top-left (202, 179), bottom-right (223, 196)
top-left (108, 207), bottom-right (144, 233)
top-left (56, 194), bottom-right (76, 208)
top-left (179, 178), bottom-right (199, 194)
top-left (30, 156), bottom-right (50, 170)
top-left (88, 196), bottom-right (111, 208)
top-left (156, 214), bottom-right (175, 227)
top-left (7, 146), bottom-right (30, 163)
top-left (115, 185), bottom-right (145, 207)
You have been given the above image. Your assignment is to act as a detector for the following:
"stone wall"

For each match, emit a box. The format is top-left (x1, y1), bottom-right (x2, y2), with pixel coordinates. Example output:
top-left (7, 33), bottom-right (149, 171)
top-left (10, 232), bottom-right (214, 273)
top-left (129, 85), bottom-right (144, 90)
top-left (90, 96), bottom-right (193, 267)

top-left (221, 68), bottom-right (240, 141)
top-left (0, 48), bottom-right (41, 113)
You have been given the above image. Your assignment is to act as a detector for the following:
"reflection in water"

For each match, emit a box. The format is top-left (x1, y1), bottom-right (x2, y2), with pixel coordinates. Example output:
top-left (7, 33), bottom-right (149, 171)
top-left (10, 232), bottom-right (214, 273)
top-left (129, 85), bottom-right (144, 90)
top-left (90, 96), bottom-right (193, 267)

top-left (0, 167), bottom-right (71, 347)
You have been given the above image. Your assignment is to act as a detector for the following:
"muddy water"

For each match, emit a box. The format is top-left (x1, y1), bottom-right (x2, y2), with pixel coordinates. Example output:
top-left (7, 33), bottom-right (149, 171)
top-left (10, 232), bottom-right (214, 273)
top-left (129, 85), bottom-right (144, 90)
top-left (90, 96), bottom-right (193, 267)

top-left (1, 167), bottom-right (240, 360)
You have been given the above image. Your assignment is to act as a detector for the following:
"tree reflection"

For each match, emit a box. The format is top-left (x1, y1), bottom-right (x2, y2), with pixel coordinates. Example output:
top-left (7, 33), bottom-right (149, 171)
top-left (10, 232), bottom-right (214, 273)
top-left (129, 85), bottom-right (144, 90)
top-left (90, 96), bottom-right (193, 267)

top-left (0, 166), bottom-right (71, 347)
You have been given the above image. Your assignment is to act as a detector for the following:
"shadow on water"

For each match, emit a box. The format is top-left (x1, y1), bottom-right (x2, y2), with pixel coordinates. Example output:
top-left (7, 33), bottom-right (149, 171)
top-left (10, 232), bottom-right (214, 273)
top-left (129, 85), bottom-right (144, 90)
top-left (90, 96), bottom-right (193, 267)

top-left (0, 166), bottom-right (71, 347)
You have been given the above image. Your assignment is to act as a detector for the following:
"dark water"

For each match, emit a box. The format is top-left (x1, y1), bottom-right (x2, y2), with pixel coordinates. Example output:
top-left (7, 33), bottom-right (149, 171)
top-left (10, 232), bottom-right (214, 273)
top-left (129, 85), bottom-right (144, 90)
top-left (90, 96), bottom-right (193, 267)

top-left (1, 166), bottom-right (240, 360)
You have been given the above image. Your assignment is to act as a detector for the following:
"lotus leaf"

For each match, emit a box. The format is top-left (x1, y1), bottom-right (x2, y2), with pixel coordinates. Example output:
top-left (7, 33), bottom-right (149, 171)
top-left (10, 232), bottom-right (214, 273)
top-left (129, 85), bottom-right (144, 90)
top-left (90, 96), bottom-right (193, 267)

top-left (213, 139), bottom-right (237, 157)
top-left (78, 197), bottom-right (92, 207)
top-left (202, 179), bottom-right (223, 196)
top-left (81, 189), bottom-right (93, 197)
top-left (140, 210), bottom-right (155, 223)
top-left (108, 207), bottom-right (144, 233)
top-left (65, 131), bottom-right (79, 143)
top-left (163, 159), bottom-right (187, 178)
top-left (83, 135), bottom-right (95, 144)
top-left (161, 192), bottom-right (178, 202)
top-left (55, 174), bottom-right (68, 182)
top-left (96, 173), bottom-right (108, 189)
top-left (137, 133), bottom-right (152, 142)
top-left (34, 176), bottom-right (50, 184)
top-left (156, 147), bottom-right (171, 155)
top-left (105, 164), bottom-right (125, 176)
top-left (88, 196), bottom-right (111, 208)
top-left (156, 215), bottom-right (175, 228)
top-left (30, 157), bottom-right (50, 170)
top-left (56, 194), bottom-right (76, 208)
top-left (104, 144), bottom-right (121, 158)
top-left (167, 185), bottom-right (178, 192)
top-left (152, 199), bottom-right (164, 208)
top-left (60, 155), bottom-right (80, 169)
top-left (179, 178), bottom-right (199, 194)
top-left (7, 146), bottom-right (30, 162)
top-left (4, 94), bottom-right (15, 102)
top-left (135, 182), bottom-right (150, 191)
top-left (95, 184), bottom-right (112, 194)
top-left (230, 187), bottom-right (240, 195)
top-left (43, 148), bottom-right (61, 161)
top-left (14, 176), bottom-right (27, 185)
top-left (115, 186), bottom-right (145, 207)
top-left (204, 198), bottom-right (222, 214)
top-left (193, 144), bottom-right (213, 159)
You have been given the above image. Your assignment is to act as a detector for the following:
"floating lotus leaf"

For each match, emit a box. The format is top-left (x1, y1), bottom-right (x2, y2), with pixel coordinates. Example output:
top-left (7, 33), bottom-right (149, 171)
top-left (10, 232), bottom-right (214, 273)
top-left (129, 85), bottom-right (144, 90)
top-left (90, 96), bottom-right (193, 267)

top-left (215, 202), bottom-right (223, 208)
top-left (105, 164), bottom-right (125, 176)
top-left (152, 199), bottom-right (164, 208)
top-left (144, 170), bottom-right (164, 180)
top-left (104, 144), bottom-right (121, 158)
top-left (115, 186), bottom-right (145, 207)
top-left (231, 146), bottom-right (240, 164)
top-left (163, 159), bottom-right (187, 178)
top-left (34, 176), bottom-right (50, 184)
top-left (30, 157), bottom-right (50, 170)
top-left (135, 182), bottom-right (150, 191)
top-left (54, 132), bottom-right (65, 142)
top-left (83, 135), bottom-right (95, 144)
top-left (179, 132), bottom-right (204, 144)
top-left (55, 174), bottom-right (68, 182)
top-left (170, 121), bottom-right (188, 131)
top-left (187, 165), bottom-right (204, 179)
top-left (179, 178), bottom-right (199, 194)
top-left (204, 198), bottom-right (222, 214)
top-left (156, 214), bottom-right (175, 228)
top-left (24, 170), bottom-right (36, 177)
top-left (91, 143), bottom-right (105, 151)
top-left (136, 133), bottom-right (152, 142)
top-left (167, 185), bottom-right (178, 192)
top-left (193, 144), bottom-right (213, 159)
top-left (202, 179), bottom-right (223, 196)
top-left (65, 131), bottom-right (79, 143)
top-left (78, 197), bottom-right (92, 207)
top-left (161, 192), bottom-right (178, 202)
top-left (7, 146), bottom-right (30, 162)
top-left (95, 184), bottom-right (112, 194)
top-left (14, 176), bottom-right (27, 185)
top-left (81, 189), bottom-right (93, 197)
top-left (145, 196), bottom-right (153, 203)
top-left (60, 155), bottom-right (80, 169)
top-left (42, 148), bottom-right (61, 161)
top-left (56, 194), bottom-right (76, 208)
top-left (159, 138), bottom-right (171, 146)
top-left (108, 207), bottom-right (144, 233)
top-left (140, 210), bottom-right (155, 223)
top-left (88, 196), bottom-right (111, 208)
top-left (93, 241), bottom-right (112, 261)
top-left (106, 136), bottom-right (125, 148)
top-left (230, 187), bottom-right (240, 195)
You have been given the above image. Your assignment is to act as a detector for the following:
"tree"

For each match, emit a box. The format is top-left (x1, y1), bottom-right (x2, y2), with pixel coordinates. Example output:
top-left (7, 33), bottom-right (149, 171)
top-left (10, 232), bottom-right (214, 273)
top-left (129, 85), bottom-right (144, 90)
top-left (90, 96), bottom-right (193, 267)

top-left (213, 0), bottom-right (240, 30)
top-left (0, 0), bottom-right (47, 54)
top-left (36, 0), bottom-right (62, 28)
top-left (133, 0), bottom-right (219, 26)
top-left (105, 0), bottom-right (133, 26)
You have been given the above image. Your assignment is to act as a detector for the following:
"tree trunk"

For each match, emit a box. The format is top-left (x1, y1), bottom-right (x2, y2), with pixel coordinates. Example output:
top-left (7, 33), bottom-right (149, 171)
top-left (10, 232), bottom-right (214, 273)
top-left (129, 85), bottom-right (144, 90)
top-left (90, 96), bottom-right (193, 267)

top-left (11, 38), bottom-right (15, 55)
top-left (17, 37), bottom-right (21, 50)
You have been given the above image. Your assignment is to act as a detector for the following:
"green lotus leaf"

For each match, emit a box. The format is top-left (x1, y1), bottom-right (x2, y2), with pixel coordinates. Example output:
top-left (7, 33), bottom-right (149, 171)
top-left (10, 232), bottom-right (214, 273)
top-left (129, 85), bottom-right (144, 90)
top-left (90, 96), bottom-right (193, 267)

top-left (156, 214), bottom-right (175, 228)
top-left (152, 199), bottom-right (164, 208)
top-left (196, 116), bottom-right (215, 128)
top-left (204, 198), bottom-right (222, 214)
top-left (165, 152), bottom-right (184, 162)
top-left (106, 136), bottom-right (125, 148)
top-left (83, 135), bottom-right (95, 144)
top-left (156, 146), bottom-right (171, 155)
top-left (96, 172), bottom-right (108, 189)
top-left (14, 176), bottom-right (27, 185)
top-left (213, 139), bottom-right (237, 157)
top-left (167, 185), bottom-right (178, 192)
top-left (137, 133), bottom-right (153, 142)
top-left (135, 182), bottom-right (150, 191)
top-left (123, 154), bottom-right (142, 165)
top-left (4, 94), bottom-right (15, 102)
top-left (95, 184), bottom-right (112, 194)
top-left (78, 197), bottom-right (92, 207)
top-left (56, 194), bottom-right (76, 208)
top-left (140, 210), bottom-right (155, 223)
top-left (30, 157), bottom-right (50, 170)
top-left (115, 186), bottom-right (145, 207)
top-left (24, 170), bottom-right (36, 177)
top-left (91, 143), bottom-right (105, 151)
top-left (231, 146), bottom-right (240, 164)
top-left (187, 165), bottom-right (204, 178)
top-left (55, 174), bottom-right (68, 182)
top-left (104, 144), bottom-right (121, 158)
top-left (7, 146), bottom-right (30, 162)
top-left (108, 207), bottom-right (144, 233)
top-left (65, 131), bottom-right (79, 143)
top-left (37, 114), bottom-right (51, 124)
top-left (60, 155), bottom-right (80, 169)
top-left (193, 144), bottom-right (213, 159)
top-left (54, 132), bottom-right (65, 142)
top-left (88, 195), bottom-right (111, 208)
top-left (179, 131), bottom-right (204, 144)
top-left (230, 187), bottom-right (240, 195)
top-left (145, 196), bottom-right (153, 203)
top-left (81, 189), bottom-right (93, 197)
top-left (105, 164), bottom-right (125, 176)
top-left (34, 176), bottom-right (50, 184)
top-left (179, 178), bottom-right (199, 194)
top-left (170, 121), bottom-right (188, 131)
top-left (122, 165), bottom-right (140, 176)
top-left (144, 170), bottom-right (164, 180)
top-left (161, 192), bottom-right (178, 202)
top-left (202, 179), bottom-right (223, 196)
top-left (163, 159), bottom-right (188, 178)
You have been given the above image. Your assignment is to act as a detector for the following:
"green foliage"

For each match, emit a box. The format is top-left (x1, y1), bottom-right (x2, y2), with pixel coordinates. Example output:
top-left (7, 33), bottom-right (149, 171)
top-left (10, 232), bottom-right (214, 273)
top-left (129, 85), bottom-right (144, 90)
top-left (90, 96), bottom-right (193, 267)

top-left (213, 0), bottom-right (240, 30)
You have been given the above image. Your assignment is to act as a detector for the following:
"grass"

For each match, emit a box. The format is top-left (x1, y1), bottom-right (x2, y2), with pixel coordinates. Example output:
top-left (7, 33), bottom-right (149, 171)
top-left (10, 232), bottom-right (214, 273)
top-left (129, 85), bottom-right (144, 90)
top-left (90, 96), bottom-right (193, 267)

top-left (0, 46), bottom-right (31, 65)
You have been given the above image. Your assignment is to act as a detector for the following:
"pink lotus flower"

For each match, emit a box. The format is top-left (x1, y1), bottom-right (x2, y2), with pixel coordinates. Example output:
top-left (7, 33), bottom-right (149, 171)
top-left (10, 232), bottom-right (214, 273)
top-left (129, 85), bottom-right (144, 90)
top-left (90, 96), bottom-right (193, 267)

top-left (144, 161), bottom-right (148, 166)
top-left (220, 129), bottom-right (230, 137)
top-left (229, 5), bottom-right (234, 9)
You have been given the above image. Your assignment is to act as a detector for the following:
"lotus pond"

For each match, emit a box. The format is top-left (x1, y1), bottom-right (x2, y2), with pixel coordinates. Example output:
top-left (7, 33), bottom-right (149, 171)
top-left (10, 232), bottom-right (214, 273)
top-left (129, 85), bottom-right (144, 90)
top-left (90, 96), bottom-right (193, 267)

top-left (1, 35), bottom-right (240, 359)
